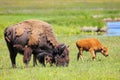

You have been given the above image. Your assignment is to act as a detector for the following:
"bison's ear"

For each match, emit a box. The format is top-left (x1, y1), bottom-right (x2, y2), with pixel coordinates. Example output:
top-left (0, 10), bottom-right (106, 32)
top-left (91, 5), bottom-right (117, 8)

top-left (102, 46), bottom-right (108, 51)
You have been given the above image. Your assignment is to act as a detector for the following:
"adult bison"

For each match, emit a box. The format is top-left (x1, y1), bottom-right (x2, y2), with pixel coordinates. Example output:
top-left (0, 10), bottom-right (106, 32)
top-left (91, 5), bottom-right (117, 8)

top-left (76, 38), bottom-right (108, 61)
top-left (4, 20), bottom-right (69, 68)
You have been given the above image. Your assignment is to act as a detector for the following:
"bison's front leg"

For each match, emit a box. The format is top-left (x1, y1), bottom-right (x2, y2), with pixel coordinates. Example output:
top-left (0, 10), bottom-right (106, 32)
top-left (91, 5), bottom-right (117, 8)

top-left (33, 54), bottom-right (37, 67)
top-left (23, 46), bottom-right (32, 68)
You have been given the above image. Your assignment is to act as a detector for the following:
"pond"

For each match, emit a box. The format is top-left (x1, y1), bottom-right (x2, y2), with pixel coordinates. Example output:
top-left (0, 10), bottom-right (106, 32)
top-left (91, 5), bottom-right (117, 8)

top-left (106, 22), bottom-right (120, 36)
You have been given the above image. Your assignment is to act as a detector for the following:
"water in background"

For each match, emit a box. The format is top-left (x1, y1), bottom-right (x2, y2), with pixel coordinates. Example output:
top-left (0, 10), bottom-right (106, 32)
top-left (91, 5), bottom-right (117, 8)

top-left (106, 22), bottom-right (120, 36)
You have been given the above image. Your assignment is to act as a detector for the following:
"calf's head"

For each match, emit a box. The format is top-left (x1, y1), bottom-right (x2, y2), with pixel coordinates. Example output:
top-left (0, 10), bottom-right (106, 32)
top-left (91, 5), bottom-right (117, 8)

top-left (54, 44), bottom-right (69, 66)
top-left (101, 46), bottom-right (108, 57)
top-left (37, 52), bottom-right (52, 65)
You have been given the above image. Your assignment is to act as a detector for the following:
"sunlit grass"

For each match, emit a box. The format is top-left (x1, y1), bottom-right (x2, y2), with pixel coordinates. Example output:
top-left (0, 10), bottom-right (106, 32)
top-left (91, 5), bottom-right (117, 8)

top-left (0, 36), bottom-right (120, 80)
top-left (0, 0), bottom-right (120, 38)
top-left (0, 0), bottom-right (120, 80)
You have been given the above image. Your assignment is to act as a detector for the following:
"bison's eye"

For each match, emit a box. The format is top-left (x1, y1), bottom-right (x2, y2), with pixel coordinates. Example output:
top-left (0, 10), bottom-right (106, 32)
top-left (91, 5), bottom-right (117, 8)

top-left (102, 50), bottom-right (106, 53)
top-left (104, 50), bottom-right (106, 52)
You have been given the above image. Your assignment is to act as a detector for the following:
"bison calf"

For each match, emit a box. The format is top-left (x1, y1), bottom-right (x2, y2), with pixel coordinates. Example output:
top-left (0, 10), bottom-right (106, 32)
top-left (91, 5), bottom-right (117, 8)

top-left (36, 52), bottom-right (52, 67)
top-left (76, 38), bottom-right (108, 61)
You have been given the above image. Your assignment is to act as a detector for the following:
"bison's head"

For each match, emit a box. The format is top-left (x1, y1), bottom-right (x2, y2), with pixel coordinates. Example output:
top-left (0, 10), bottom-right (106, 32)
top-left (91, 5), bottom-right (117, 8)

top-left (101, 46), bottom-right (108, 57)
top-left (54, 44), bottom-right (69, 66)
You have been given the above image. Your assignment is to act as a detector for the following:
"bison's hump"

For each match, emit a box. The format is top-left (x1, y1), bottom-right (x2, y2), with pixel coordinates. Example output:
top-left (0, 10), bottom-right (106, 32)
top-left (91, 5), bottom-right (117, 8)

top-left (12, 20), bottom-right (59, 47)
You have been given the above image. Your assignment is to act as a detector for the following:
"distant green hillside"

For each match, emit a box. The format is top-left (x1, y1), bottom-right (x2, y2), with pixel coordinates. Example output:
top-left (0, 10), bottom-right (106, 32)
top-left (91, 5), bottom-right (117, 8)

top-left (0, 0), bottom-right (120, 38)
top-left (0, 0), bottom-right (120, 14)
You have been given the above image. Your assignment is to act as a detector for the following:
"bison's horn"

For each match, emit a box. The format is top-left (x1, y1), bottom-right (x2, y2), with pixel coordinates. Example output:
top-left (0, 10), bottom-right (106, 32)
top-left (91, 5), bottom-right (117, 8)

top-left (5, 36), bottom-right (10, 42)
top-left (58, 44), bottom-right (66, 54)
top-left (61, 44), bottom-right (66, 49)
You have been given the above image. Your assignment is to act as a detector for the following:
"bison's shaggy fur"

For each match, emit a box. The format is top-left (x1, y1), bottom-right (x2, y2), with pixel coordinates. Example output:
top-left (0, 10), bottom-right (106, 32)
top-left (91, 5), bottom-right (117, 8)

top-left (4, 20), bottom-right (69, 68)
top-left (14, 20), bottom-right (58, 46)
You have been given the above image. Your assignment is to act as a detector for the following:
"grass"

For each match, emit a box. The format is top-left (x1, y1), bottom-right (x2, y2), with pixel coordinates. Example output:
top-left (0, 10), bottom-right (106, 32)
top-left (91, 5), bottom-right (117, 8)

top-left (0, 0), bottom-right (120, 80)
top-left (0, 36), bottom-right (120, 80)
top-left (0, 0), bottom-right (120, 38)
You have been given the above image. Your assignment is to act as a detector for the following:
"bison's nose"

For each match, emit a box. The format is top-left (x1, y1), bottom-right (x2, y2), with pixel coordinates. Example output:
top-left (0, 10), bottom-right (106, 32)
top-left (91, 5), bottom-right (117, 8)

top-left (105, 55), bottom-right (109, 57)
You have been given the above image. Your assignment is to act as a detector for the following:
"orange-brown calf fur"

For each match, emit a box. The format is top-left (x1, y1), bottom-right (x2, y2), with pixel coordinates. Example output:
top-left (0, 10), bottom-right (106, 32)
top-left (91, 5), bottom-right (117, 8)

top-left (76, 38), bottom-right (108, 61)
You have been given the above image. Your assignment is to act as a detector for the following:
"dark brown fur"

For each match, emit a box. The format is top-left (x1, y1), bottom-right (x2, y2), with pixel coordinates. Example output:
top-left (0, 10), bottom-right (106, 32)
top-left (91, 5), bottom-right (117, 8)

top-left (14, 20), bottom-right (58, 46)
top-left (4, 20), bottom-right (69, 68)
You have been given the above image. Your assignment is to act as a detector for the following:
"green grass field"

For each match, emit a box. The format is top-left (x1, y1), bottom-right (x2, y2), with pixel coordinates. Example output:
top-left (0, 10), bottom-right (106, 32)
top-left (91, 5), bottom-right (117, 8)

top-left (0, 0), bottom-right (120, 80)
top-left (0, 36), bottom-right (120, 80)
top-left (0, 0), bottom-right (120, 38)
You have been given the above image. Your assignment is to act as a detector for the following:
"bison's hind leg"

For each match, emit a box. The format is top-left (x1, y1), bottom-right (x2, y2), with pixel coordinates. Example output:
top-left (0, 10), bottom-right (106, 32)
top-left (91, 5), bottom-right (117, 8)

top-left (6, 42), bottom-right (17, 68)
top-left (77, 53), bottom-right (84, 62)
top-left (77, 52), bottom-right (80, 61)
top-left (77, 48), bottom-right (84, 62)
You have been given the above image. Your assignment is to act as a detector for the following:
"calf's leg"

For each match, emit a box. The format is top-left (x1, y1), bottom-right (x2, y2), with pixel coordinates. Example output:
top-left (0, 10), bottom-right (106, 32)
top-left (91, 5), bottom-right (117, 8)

top-left (77, 52), bottom-right (80, 61)
top-left (89, 49), bottom-right (96, 60)
top-left (77, 48), bottom-right (83, 61)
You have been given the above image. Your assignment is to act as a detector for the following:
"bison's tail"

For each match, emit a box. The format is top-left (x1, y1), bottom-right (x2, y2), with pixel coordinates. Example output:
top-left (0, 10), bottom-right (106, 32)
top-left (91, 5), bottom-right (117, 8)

top-left (76, 41), bottom-right (80, 49)
top-left (4, 27), bottom-right (10, 42)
